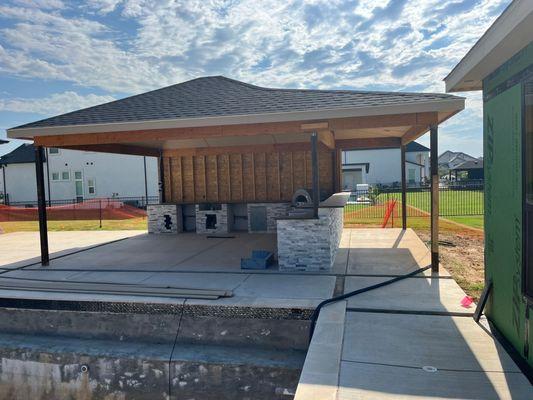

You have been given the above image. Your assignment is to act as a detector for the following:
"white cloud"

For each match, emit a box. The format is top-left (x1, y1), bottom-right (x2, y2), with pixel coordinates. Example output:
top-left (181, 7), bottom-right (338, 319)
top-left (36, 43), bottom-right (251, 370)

top-left (11, 0), bottom-right (64, 9)
top-left (0, 0), bottom-right (510, 93)
top-left (0, 91), bottom-right (116, 116)
top-left (85, 0), bottom-right (124, 15)
top-left (0, 0), bottom-right (512, 154)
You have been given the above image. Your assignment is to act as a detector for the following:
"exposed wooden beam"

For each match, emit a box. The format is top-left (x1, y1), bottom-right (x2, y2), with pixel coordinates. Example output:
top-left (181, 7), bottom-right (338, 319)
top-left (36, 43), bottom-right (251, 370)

top-left (329, 112), bottom-right (438, 131)
top-left (301, 122), bottom-right (329, 130)
top-left (34, 112), bottom-right (440, 148)
top-left (335, 137), bottom-right (401, 150)
top-left (59, 144), bottom-right (160, 157)
top-left (401, 125), bottom-right (430, 145)
top-left (162, 142), bottom-right (330, 157)
top-left (318, 130), bottom-right (335, 149)
top-left (34, 121), bottom-right (305, 147)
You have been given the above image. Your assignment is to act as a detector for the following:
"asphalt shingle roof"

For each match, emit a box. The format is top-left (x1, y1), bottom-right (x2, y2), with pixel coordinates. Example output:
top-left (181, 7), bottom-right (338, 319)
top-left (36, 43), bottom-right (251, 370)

top-left (0, 144), bottom-right (39, 165)
top-left (451, 159), bottom-right (483, 170)
top-left (12, 76), bottom-right (463, 130)
top-left (406, 141), bottom-right (430, 152)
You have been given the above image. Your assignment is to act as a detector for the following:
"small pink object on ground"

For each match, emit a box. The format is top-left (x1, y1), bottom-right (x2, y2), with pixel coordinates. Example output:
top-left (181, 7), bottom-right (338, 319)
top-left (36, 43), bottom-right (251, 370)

top-left (460, 296), bottom-right (474, 308)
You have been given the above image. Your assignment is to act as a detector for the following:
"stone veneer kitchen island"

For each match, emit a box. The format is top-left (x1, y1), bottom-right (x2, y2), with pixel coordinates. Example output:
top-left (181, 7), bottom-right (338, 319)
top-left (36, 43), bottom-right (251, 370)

top-left (277, 193), bottom-right (348, 272)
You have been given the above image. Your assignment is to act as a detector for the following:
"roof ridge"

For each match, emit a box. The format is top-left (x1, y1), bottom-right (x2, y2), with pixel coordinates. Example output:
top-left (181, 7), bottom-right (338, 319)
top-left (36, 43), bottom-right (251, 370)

top-left (216, 76), bottom-right (460, 98)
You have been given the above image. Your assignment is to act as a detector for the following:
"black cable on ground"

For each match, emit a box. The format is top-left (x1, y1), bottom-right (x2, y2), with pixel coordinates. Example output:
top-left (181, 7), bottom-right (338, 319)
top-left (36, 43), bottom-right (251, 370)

top-left (309, 264), bottom-right (432, 342)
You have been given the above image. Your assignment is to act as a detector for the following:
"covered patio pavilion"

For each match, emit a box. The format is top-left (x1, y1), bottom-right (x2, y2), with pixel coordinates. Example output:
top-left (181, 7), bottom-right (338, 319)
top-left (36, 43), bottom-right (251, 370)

top-left (7, 76), bottom-right (465, 275)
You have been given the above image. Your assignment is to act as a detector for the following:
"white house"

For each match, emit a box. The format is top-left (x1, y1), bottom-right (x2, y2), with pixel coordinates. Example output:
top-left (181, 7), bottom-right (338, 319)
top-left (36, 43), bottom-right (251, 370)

top-left (342, 141), bottom-right (430, 189)
top-left (0, 144), bottom-right (159, 204)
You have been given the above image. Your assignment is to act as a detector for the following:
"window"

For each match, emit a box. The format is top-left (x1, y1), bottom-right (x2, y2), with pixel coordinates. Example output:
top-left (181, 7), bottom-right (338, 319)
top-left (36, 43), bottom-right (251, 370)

top-left (74, 171), bottom-right (83, 201)
top-left (51, 172), bottom-right (60, 181)
top-left (61, 171), bottom-right (70, 181)
top-left (48, 148), bottom-right (59, 155)
top-left (408, 169), bottom-right (416, 183)
top-left (87, 178), bottom-right (96, 195)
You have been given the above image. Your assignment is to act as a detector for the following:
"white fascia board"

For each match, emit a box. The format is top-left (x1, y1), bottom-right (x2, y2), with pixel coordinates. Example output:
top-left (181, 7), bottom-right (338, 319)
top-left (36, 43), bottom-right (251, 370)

top-left (445, 0), bottom-right (533, 93)
top-left (7, 98), bottom-right (464, 140)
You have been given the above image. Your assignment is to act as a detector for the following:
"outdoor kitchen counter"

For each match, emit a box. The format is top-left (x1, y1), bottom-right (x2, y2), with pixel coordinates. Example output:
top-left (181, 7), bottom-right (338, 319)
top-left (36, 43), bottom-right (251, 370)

top-left (277, 193), bottom-right (347, 272)
top-left (276, 192), bottom-right (350, 220)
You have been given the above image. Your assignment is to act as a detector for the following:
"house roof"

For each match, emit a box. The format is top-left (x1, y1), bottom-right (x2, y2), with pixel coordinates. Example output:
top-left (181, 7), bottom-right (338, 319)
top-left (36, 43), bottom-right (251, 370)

top-left (405, 141), bottom-right (429, 152)
top-left (0, 144), bottom-right (39, 165)
top-left (438, 150), bottom-right (477, 163)
top-left (8, 76), bottom-right (464, 138)
top-left (451, 159), bottom-right (483, 170)
top-left (445, 0), bottom-right (533, 92)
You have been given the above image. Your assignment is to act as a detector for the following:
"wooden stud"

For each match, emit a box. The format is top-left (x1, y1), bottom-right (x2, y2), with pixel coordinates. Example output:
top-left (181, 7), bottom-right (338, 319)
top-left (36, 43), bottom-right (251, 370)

top-left (240, 154), bottom-right (244, 201)
top-left (335, 137), bottom-right (401, 150)
top-left (214, 155), bottom-right (219, 202)
top-left (277, 152), bottom-right (281, 200)
top-left (226, 155), bottom-right (231, 201)
top-left (251, 153), bottom-right (256, 201)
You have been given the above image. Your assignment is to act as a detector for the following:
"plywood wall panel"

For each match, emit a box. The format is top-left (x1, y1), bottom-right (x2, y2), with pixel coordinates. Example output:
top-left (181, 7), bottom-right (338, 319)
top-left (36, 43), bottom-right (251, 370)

top-left (184, 156), bottom-right (196, 202)
top-left (205, 154), bottom-right (219, 202)
top-left (217, 154), bottom-right (230, 202)
top-left (164, 147), bottom-right (334, 204)
top-left (292, 151), bottom-right (306, 191)
top-left (265, 152), bottom-right (279, 201)
top-left (229, 154), bottom-right (243, 201)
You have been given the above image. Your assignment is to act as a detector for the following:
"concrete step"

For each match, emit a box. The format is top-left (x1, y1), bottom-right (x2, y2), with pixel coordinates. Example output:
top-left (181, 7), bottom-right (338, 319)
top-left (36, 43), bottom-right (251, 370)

top-left (0, 332), bottom-right (305, 400)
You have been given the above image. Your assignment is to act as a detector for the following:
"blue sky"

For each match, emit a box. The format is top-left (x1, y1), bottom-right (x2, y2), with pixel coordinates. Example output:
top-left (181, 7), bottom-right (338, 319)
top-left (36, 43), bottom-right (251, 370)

top-left (0, 0), bottom-right (510, 157)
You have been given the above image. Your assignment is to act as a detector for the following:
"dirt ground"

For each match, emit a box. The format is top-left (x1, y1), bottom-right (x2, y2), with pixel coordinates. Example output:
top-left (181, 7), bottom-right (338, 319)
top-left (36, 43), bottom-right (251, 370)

top-left (416, 227), bottom-right (485, 301)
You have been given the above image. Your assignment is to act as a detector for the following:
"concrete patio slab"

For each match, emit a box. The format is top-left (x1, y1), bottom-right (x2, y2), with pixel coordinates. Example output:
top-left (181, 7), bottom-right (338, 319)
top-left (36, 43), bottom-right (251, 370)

top-left (343, 276), bottom-right (470, 314)
top-left (21, 232), bottom-right (278, 272)
top-left (233, 274), bottom-right (335, 299)
top-left (0, 230), bottom-right (144, 269)
top-left (337, 361), bottom-right (532, 400)
top-left (345, 228), bottom-right (449, 277)
top-left (342, 312), bottom-right (521, 372)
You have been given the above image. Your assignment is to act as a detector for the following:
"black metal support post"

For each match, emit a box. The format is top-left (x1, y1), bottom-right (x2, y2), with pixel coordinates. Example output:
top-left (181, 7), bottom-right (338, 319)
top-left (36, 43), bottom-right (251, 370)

top-left (430, 125), bottom-right (439, 273)
top-left (35, 146), bottom-right (49, 266)
top-left (45, 147), bottom-right (51, 207)
top-left (159, 151), bottom-right (166, 204)
top-left (311, 132), bottom-right (320, 218)
top-left (143, 156), bottom-right (149, 207)
top-left (401, 144), bottom-right (407, 230)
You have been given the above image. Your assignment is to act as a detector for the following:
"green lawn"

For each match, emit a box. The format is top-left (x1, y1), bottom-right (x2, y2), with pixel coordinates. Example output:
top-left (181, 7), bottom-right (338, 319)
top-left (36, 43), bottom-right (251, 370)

top-left (0, 218), bottom-right (147, 233)
top-left (380, 189), bottom-right (484, 216)
top-left (344, 189), bottom-right (484, 230)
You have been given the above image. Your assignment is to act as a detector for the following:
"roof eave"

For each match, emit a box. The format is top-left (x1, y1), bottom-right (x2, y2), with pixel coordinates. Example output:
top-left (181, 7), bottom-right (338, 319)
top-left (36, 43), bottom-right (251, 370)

top-left (7, 98), bottom-right (465, 140)
top-left (445, 0), bottom-right (533, 93)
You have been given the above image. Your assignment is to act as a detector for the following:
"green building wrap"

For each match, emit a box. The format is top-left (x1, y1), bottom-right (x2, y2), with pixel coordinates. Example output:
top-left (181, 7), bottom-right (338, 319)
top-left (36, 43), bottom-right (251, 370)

top-left (483, 41), bottom-right (533, 367)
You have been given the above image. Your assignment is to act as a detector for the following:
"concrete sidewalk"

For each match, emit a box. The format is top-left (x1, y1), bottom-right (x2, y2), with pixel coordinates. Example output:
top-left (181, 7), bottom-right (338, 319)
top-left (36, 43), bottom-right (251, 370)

top-left (295, 229), bottom-right (532, 400)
